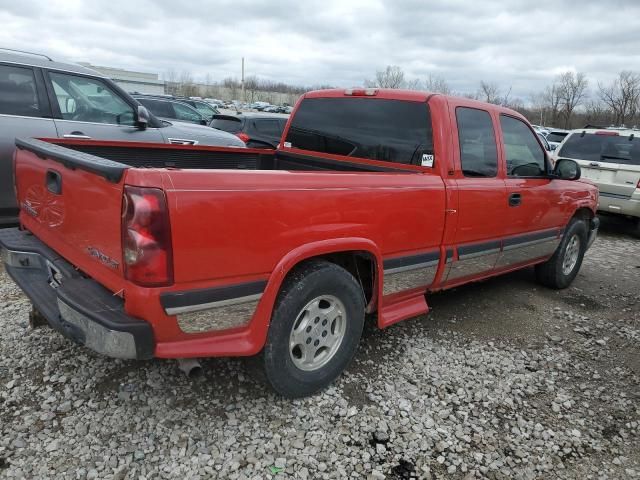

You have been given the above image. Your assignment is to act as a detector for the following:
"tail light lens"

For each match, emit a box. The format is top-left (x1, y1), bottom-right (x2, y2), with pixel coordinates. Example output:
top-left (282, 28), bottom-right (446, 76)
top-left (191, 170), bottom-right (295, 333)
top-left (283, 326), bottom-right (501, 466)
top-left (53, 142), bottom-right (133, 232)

top-left (235, 132), bottom-right (250, 144)
top-left (122, 186), bottom-right (173, 287)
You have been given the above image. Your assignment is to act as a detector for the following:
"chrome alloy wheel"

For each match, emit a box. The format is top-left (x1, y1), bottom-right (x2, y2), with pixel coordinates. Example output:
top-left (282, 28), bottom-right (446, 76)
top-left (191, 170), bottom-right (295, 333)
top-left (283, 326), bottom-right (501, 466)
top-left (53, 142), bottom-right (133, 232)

top-left (289, 295), bottom-right (346, 371)
top-left (562, 234), bottom-right (581, 275)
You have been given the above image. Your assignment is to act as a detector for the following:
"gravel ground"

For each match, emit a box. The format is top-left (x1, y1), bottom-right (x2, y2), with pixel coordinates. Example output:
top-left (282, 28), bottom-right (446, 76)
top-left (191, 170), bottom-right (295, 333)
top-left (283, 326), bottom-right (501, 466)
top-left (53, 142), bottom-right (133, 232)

top-left (1, 218), bottom-right (639, 479)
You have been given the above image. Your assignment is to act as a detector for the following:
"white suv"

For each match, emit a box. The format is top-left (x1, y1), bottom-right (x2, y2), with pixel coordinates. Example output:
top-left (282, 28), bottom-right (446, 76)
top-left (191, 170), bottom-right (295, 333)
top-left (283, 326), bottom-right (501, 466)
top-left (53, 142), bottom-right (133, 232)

top-left (555, 128), bottom-right (640, 236)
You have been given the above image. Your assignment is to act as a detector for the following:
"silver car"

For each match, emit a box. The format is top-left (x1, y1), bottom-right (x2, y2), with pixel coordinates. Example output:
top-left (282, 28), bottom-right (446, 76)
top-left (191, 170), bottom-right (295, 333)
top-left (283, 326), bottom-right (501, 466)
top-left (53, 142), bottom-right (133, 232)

top-left (0, 48), bottom-right (245, 225)
top-left (555, 128), bottom-right (640, 236)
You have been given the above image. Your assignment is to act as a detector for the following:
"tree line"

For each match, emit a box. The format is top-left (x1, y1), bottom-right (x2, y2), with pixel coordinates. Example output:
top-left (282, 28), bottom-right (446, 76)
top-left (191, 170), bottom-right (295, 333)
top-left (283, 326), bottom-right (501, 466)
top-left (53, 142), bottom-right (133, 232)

top-left (163, 65), bottom-right (640, 129)
top-left (364, 65), bottom-right (640, 129)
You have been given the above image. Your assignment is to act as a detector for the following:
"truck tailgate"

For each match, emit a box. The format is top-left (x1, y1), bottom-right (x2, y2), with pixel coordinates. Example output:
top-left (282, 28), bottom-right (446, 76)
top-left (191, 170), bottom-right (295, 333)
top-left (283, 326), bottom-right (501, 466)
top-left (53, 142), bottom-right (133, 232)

top-left (14, 138), bottom-right (128, 294)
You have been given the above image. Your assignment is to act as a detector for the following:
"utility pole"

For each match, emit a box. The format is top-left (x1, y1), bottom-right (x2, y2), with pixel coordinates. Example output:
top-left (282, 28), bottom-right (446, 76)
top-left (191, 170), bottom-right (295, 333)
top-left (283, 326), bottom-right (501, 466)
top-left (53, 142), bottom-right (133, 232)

top-left (241, 57), bottom-right (245, 103)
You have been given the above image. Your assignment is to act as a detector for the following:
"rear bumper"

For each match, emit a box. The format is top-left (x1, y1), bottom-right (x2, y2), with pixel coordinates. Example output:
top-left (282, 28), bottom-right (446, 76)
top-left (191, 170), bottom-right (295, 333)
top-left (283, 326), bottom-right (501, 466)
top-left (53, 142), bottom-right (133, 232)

top-left (0, 228), bottom-right (154, 360)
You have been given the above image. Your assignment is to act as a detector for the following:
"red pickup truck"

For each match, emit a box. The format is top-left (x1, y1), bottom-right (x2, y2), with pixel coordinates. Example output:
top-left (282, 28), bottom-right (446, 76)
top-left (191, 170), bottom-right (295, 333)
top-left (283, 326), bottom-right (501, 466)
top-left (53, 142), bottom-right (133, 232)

top-left (0, 89), bottom-right (599, 397)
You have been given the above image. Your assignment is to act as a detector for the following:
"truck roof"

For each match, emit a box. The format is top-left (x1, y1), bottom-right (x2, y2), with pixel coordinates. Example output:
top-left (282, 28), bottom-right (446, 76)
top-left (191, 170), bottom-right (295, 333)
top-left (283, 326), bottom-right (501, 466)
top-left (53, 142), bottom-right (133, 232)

top-left (303, 88), bottom-right (526, 118)
top-left (0, 49), bottom-right (102, 77)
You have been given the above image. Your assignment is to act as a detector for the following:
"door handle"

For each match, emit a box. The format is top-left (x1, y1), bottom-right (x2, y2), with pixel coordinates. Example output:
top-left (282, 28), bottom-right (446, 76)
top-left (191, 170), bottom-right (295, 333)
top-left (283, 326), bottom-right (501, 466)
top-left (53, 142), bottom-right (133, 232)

top-left (63, 131), bottom-right (91, 139)
top-left (46, 169), bottom-right (62, 195)
top-left (509, 193), bottom-right (522, 207)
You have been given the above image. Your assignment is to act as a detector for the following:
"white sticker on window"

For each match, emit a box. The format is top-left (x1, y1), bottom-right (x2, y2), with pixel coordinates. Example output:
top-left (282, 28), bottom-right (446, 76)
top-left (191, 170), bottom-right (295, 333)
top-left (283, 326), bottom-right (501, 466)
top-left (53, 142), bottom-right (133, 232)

top-left (421, 154), bottom-right (434, 167)
top-left (283, 141), bottom-right (292, 148)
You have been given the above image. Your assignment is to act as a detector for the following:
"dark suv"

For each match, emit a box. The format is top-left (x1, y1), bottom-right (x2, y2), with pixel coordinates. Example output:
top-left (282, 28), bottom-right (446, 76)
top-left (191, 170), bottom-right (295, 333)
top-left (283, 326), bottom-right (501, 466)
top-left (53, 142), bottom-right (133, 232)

top-left (210, 112), bottom-right (289, 148)
top-left (0, 49), bottom-right (244, 225)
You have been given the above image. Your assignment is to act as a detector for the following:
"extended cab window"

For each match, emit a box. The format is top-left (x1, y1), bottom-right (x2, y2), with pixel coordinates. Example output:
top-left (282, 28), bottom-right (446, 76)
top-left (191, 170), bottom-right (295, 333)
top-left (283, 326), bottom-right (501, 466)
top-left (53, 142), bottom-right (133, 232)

top-left (500, 115), bottom-right (547, 177)
top-left (456, 107), bottom-right (498, 177)
top-left (0, 64), bottom-right (41, 117)
top-left (285, 98), bottom-right (433, 165)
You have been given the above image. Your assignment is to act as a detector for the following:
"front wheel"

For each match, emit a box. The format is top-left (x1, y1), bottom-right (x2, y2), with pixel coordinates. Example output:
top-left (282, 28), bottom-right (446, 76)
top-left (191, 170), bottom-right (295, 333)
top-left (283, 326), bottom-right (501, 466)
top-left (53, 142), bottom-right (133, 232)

top-left (259, 260), bottom-right (365, 398)
top-left (535, 218), bottom-right (588, 289)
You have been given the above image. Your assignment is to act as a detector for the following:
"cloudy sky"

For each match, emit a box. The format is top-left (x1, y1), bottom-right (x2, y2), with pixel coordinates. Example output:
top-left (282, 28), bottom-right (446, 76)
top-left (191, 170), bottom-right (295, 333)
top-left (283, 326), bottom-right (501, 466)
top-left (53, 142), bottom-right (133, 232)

top-left (1, 0), bottom-right (639, 101)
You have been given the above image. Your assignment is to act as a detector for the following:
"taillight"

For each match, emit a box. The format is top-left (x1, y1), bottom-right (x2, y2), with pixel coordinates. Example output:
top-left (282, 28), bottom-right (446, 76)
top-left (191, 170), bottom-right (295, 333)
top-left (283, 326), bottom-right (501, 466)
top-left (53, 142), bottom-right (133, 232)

top-left (122, 186), bottom-right (173, 287)
top-left (235, 132), bottom-right (250, 143)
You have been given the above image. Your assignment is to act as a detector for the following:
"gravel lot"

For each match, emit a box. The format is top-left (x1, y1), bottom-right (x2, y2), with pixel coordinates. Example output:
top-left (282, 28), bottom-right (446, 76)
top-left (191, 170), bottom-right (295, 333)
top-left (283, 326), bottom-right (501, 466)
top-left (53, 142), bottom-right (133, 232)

top-left (1, 218), bottom-right (639, 479)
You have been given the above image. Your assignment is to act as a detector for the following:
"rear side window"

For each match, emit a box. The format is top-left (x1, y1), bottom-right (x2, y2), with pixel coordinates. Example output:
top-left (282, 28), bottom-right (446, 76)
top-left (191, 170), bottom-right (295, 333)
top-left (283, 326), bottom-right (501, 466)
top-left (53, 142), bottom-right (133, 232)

top-left (254, 119), bottom-right (283, 137)
top-left (285, 98), bottom-right (433, 165)
top-left (500, 115), bottom-right (546, 177)
top-left (211, 117), bottom-right (242, 133)
top-left (559, 133), bottom-right (640, 165)
top-left (456, 107), bottom-right (498, 177)
top-left (0, 64), bottom-right (41, 117)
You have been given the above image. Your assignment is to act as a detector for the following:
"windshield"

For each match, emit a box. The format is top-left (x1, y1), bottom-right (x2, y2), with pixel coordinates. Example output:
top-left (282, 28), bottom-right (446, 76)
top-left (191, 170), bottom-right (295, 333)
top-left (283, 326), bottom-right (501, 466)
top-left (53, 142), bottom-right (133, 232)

top-left (558, 132), bottom-right (640, 165)
top-left (546, 132), bottom-right (568, 143)
top-left (285, 97), bottom-right (433, 165)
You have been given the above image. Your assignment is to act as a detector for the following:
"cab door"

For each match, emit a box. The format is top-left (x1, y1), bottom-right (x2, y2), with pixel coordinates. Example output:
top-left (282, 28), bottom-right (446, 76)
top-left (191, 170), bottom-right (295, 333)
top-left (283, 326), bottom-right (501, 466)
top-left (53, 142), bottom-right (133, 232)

top-left (442, 103), bottom-right (508, 284)
top-left (497, 114), bottom-right (566, 268)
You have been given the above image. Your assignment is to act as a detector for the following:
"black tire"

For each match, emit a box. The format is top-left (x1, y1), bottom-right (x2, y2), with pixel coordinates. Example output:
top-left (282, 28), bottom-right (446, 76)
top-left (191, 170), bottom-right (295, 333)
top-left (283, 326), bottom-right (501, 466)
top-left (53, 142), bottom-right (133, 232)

top-left (633, 218), bottom-right (640, 239)
top-left (535, 218), bottom-right (588, 289)
top-left (258, 260), bottom-right (365, 398)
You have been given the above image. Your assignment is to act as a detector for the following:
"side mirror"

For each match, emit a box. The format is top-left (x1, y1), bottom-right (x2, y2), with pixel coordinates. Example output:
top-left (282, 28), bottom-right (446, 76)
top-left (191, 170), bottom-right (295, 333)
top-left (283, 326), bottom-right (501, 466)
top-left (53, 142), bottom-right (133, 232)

top-left (199, 119), bottom-right (208, 126)
top-left (136, 105), bottom-right (150, 130)
top-left (553, 159), bottom-right (581, 180)
top-left (550, 144), bottom-right (557, 151)
top-left (66, 97), bottom-right (77, 114)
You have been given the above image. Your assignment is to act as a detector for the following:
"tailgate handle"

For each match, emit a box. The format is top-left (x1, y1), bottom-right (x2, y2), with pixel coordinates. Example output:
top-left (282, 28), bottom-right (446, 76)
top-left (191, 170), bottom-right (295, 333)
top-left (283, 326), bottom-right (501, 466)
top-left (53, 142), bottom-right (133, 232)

top-left (46, 169), bottom-right (62, 195)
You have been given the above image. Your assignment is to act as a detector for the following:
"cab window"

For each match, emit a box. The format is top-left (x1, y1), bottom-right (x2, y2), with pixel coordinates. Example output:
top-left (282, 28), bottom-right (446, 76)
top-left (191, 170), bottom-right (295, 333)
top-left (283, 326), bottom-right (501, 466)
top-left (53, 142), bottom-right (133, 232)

top-left (500, 115), bottom-right (547, 177)
top-left (456, 107), bottom-right (498, 177)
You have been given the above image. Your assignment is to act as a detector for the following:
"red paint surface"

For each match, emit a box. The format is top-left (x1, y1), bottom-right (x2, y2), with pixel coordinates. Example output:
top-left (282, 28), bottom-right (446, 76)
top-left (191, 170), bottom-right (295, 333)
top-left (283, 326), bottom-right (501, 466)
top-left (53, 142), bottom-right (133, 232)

top-left (15, 90), bottom-right (598, 358)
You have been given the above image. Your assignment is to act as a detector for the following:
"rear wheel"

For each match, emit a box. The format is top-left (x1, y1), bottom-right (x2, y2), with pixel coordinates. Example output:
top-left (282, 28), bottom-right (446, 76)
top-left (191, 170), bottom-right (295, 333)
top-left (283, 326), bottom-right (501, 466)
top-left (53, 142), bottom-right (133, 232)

top-left (259, 260), bottom-right (365, 398)
top-left (535, 218), bottom-right (588, 289)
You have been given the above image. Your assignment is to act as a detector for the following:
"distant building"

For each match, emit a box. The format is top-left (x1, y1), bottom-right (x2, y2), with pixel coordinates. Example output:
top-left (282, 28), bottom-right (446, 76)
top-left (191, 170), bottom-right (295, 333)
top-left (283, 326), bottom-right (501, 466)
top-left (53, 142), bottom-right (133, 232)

top-left (78, 63), bottom-right (165, 95)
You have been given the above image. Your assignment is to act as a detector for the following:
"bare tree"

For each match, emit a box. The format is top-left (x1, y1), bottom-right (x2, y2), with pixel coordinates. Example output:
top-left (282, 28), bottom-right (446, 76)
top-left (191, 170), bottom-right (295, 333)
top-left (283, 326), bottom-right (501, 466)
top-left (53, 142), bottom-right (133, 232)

top-left (478, 81), bottom-right (501, 104)
top-left (424, 74), bottom-right (451, 94)
top-left (598, 71), bottom-right (640, 127)
top-left (557, 71), bottom-right (588, 129)
top-left (223, 77), bottom-right (240, 100)
top-left (365, 65), bottom-right (406, 89)
top-left (541, 83), bottom-right (562, 127)
top-left (163, 69), bottom-right (179, 95)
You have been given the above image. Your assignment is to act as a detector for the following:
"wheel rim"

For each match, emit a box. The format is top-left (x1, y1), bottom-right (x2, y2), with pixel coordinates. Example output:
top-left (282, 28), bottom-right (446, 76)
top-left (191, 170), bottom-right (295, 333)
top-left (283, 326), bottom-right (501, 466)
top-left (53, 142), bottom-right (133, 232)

top-left (289, 295), bottom-right (347, 372)
top-left (562, 234), bottom-right (581, 275)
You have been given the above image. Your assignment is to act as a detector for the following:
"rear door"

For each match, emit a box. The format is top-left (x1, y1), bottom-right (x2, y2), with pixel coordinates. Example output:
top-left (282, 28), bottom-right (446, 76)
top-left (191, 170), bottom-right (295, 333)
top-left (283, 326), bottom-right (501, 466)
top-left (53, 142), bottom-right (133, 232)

top-left (45, 71), bottom-right (165, 142)
top-left (0, 63), bottom-right (57, 223)
top-left (444, 104), bottom-right (507, 283)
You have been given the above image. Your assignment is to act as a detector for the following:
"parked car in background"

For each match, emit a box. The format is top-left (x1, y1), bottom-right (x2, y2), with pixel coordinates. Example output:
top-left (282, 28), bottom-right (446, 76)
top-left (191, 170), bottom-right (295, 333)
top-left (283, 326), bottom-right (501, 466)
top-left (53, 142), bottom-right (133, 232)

top-left (532, 124), bottom-right (550, 136)
top-left (555, 128), bottom-right (640, 236)
top-left (210, 112), bottom-right (289, 148)
top-left (537, 132), bottom-right (552, 152)
top-left (0, 88), bottom-right (597, 397)
top-left (0, 49), bottom-right (244, 226)
top-left (546, 129), bottom-right (570, 150)
top-left (131, 94), bottom-right (208, 125)
top-left (177, 97), bottom-right (219, 121)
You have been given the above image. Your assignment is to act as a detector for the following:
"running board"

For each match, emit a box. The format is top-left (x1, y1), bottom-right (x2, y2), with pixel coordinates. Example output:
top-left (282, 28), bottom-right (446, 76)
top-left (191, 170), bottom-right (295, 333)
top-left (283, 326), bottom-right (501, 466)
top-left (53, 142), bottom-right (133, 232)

top-left (378, 294), bottom-right (429, 329)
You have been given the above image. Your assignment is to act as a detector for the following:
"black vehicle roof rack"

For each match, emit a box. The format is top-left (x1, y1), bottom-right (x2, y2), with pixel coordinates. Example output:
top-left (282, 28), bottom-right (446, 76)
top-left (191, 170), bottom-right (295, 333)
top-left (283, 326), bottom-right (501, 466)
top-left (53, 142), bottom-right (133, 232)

top-left (0, 48), bottom-right (52, 61)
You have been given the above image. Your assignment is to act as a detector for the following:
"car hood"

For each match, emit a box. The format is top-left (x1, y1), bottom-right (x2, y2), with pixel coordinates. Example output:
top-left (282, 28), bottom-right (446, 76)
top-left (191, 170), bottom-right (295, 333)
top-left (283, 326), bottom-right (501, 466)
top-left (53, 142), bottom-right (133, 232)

top-left (159, 119), bottom-right (246, 147)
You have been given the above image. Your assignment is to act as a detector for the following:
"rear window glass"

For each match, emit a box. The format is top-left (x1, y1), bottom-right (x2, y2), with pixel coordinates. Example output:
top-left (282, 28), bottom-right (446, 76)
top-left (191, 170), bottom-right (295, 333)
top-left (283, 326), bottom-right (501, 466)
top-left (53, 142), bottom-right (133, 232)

top-left (0, 64), bottom-right (40, 117)
top-left (211, 117), bottom-right (242, 133)
top-left (254, 119), bottom-right (284, 137)
top-left (285, 98), bottom-right (433, 165)
top-left (558, 133), bottom-right (640, 165)
top-left (546, 132), bottom-right (568, 143)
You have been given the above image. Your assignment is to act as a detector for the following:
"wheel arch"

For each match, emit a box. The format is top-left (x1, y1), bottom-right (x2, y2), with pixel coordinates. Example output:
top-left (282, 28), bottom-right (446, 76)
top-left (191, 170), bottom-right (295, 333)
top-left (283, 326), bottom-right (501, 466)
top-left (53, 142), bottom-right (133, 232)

top-left (247, 238), bottom-right (383, 354)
